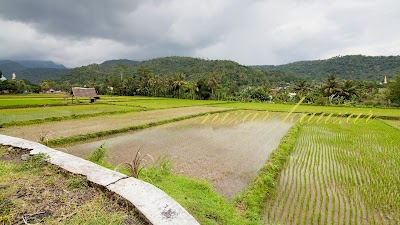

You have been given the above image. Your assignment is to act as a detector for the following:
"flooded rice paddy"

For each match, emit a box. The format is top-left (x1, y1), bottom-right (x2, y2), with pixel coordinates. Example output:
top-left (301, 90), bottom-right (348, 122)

top-left (67, 111), bottom-right (293, 198)
top-left (0, 106), bottom-right (227, 142)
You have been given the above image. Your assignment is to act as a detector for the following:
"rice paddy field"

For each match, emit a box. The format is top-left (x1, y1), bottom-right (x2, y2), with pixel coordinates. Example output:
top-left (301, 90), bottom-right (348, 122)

top-left (0, 104), bottom-right (137, 126)
top-left (0, 94), bottom-right (399, 225)
top-left (265, 119), bottom-right (400, 225)
top-left (66, 111), bottom-right (293, 198)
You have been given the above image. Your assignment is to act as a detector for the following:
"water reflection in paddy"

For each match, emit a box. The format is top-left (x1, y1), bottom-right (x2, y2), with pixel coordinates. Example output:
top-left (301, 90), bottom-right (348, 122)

top-left (67, 111), bottom-right (293, 198)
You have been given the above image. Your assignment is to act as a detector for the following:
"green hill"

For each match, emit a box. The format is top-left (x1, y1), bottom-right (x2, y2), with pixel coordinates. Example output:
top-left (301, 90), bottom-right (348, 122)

top-left (0, 60), bottom-right (69, 83)
top-left (59, 56), bottom-right (299, 87)
top-left (251, 55), bottom-right (400, 81)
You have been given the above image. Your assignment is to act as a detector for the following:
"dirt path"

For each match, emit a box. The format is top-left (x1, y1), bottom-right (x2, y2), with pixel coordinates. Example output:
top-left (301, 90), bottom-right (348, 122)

top-left (66, 111), bottom-right (293, 199)
top-left (0, 106), bottom-right (227, 142)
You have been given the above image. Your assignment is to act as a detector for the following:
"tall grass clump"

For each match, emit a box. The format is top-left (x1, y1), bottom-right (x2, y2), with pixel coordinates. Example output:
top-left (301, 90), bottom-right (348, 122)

top-left (88, 143), bottom-right (107, 164)
top-left (123, 148), bottom-right (154, 178)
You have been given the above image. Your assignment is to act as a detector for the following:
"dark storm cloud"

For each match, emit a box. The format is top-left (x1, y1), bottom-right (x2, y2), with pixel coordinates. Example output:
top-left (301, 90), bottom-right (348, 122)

top-left (0, 0), bottom-right (399, 67)
top-left (0, 0), bottom-right (140, 40)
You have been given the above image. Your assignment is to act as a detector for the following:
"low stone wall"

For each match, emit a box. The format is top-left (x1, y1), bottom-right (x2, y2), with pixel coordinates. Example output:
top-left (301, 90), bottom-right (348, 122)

top-left (0, 134), bottom-right (199, 225)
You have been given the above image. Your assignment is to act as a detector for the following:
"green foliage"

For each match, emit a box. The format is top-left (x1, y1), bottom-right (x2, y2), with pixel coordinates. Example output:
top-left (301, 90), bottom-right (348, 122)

top-left (138, 158), bottom-right (250, 225)
top-left (58, 56), bottom-right (300, 99)
top-left (253, 55), bottom-right (400, 81)
top-left (17, 153), bottom-right (49, 171)
top-left (387, 75), bottom-right (400, 105)
top-left (68, 177), bottom-right (85, 189)
top-left (88, 143), bottom-right (107, 163)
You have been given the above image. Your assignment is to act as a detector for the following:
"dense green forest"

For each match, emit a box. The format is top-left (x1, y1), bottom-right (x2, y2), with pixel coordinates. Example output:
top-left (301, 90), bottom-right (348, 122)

top-left (59, 56), bottom-right (299, 87)
top-left (251, 55), bottom-right (400, 81)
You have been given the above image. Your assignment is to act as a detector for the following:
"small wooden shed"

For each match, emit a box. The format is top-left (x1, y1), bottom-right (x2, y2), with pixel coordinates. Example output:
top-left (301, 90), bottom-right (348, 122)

top-left (70, 87), bottom-right (100, 103)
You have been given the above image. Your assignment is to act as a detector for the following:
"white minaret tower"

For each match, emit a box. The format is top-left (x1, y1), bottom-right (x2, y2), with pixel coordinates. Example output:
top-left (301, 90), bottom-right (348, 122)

top-left (12, 73), bottom-right (16, 80)
top-left (384, 75), bottom-right (388, 84)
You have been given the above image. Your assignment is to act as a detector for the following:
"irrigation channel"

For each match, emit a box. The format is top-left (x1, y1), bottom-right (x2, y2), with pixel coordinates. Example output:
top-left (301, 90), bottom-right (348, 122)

top-left (66, 111), bottom-right (293, 198)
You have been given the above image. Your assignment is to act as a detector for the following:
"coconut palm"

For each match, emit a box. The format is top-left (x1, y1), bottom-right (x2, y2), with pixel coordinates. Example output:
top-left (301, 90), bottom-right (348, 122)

top-left (173, 73), bottom-right (186, 98)
top-left (207, 72), bottom-right (220, 98)
top-left (340, 80), bottom-right (358, 100)
top-left (321, 74), bottom-right (342, 97)
top-left (294, 79), bottom-right (312, 96)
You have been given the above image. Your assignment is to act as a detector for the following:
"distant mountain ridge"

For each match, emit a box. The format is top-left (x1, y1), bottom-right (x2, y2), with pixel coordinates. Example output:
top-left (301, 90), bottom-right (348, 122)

top-left (59, 56), bottom-right (298, 86)
top-left (2, 55), bottom-right (399, 84)
top-left (250, 55), bottom-right (400, 81)
top-left (0, 60), bottom-right (69, 83)
top-left (14, 60), bottom-right (67, 69)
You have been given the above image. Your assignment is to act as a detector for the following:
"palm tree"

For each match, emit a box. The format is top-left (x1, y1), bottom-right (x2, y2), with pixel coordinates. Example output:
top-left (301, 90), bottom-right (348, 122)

top-left (341, 80), bottom-right (358, 100)
top-left (207, 72), bottom-right (220, 98)
top-left (294, 79), bottom-right (312, 96)
top-left (321, 74), bottom-right (342, 97)
top-left (173, 73), bottom-right (186, 98)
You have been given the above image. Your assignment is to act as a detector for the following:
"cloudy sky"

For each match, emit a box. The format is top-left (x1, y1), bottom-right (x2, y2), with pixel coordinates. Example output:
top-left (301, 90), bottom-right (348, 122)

top-left (0, 0), bottom-right (399, 68)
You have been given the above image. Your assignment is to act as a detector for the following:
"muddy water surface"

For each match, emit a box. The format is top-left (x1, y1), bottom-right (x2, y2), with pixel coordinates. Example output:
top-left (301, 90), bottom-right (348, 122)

top-left (67, 111), bottom-right (292, 198)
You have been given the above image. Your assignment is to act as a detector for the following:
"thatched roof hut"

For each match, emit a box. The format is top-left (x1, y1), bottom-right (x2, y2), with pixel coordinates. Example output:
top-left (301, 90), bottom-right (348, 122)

top-left (69, 87), bottom-right (100, 103)
top-left (71, 87), bottom-right (99, 98)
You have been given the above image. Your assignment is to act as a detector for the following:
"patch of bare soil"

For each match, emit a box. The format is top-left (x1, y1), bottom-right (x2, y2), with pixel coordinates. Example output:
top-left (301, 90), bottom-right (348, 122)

top-left (0, 106), bottom-right (228, 142)
top-left (0, 147), bottom-right (147, 225)
top-left (67, 111), bottom-right (293, 199)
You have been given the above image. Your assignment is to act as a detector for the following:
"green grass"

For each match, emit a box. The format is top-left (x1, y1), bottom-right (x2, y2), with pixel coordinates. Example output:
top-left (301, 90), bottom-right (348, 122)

top-left (0, 104), bottom-right (138, 127)
top-left (0, 94), bottom-right (65, 99)
top-left (383, 119), bottom-right (400, 128)
top-left (0, 98), bottom-right (68, 108)
top-left (101, 97), bottom-right (229, 109)
top-left (121, 158), bottom-right (251, 225)
top-left (0, 148), bottom-right (145, 224)
top-left (88, 143), bottom-right (107, 164)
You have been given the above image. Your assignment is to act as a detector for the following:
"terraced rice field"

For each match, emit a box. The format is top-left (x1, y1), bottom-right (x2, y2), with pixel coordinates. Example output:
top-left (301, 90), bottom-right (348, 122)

top-left (0, 106), bottom-right (227, 142)
top-left (265, 119), bottom-right (400, 225)
top-left (221, 102), bottom-right (400, 119)
top-left (66, 111), bottom-right (293, 198)
top-left (0, 104), bottom-right (135, 125)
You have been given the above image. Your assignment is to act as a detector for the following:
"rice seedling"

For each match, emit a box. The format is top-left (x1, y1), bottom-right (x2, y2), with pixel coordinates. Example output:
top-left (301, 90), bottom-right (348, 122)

top-left (265, 118), bottom-right (400, 225)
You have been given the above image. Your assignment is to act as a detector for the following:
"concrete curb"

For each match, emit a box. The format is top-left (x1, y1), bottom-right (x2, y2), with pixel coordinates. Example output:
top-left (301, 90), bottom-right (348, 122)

top-left (0, 134), bottom-right (199, 225)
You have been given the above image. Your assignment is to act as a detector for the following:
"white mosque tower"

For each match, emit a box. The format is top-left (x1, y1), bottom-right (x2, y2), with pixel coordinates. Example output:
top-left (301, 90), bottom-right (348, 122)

top-left (12, 72), bottom-right (16, 80)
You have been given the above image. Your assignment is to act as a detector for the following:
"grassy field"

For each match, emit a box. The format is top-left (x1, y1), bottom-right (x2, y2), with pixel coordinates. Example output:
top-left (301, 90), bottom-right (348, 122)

top-left (101, 97), bottom-right (228, 109)
top-left (0, 104), bottom-right (137, 126)
top-left (265, 119), bottom-right (400, 225)
top-left (0, 148), bottom-right (146, 225)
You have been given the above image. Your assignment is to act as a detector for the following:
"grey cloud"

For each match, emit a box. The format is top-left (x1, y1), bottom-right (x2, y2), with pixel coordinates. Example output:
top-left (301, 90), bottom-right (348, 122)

top-left (0, 0), bottom-right (399, 67)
